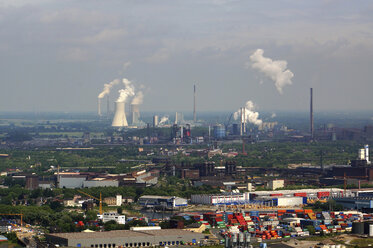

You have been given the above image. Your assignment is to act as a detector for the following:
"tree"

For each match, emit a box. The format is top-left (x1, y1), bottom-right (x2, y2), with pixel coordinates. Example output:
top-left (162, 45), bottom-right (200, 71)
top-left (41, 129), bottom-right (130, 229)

top-left (305, 225), bottom-right (316, 235)
top-left (117, 207), bottom-right (123, 215)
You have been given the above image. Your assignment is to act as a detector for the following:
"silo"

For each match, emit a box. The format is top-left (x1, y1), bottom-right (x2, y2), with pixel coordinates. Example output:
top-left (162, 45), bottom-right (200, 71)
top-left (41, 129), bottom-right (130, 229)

top-left (352, 222), bottom-right (364, 234)
top-left (364, 221), bottom-right (373, 234)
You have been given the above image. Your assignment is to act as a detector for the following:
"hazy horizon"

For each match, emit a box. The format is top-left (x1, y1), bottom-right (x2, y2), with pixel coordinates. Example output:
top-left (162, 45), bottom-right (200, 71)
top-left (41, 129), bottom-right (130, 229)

top-left (1, 0), bottom-right (373, 112)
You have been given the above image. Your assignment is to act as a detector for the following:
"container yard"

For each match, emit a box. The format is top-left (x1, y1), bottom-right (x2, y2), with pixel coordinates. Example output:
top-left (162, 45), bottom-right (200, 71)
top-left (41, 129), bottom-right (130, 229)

top-left (174, 208), bottom-right (373, 247)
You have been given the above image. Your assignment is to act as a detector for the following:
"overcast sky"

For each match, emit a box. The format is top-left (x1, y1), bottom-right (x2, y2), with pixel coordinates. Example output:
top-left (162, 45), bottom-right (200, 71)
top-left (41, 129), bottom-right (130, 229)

top-left (0, 0), bottom-right (373, 113)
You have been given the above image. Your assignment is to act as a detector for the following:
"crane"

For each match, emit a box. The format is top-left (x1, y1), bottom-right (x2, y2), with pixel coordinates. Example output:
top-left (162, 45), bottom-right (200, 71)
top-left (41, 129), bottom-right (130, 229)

top-left (77, 190), bottom-right (103, 215)
top-left (0, 213), bottom-right (23, 226)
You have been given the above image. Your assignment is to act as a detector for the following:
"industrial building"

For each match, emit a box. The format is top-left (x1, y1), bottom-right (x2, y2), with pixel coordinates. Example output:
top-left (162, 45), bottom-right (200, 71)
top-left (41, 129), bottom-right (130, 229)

top-left (98, 212), bottom-right (126, 225)
top-left (250, 188), bottom-right (345, 200)
top-left (334, 197), bottom-right (373, 210)
top-left (191, 193), bottom-right (250, 205)
top-left (46, 229), bottom-right (205, 247)
top-left (138, 195), bottom-right (187, 209)
top-left (58, 174), bottom-right (119, 189)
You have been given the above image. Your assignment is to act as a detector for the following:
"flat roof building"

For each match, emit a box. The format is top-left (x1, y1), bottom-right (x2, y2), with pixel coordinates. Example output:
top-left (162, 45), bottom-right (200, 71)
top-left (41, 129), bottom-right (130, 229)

top-left (46, 229), bottom-right (205, 247)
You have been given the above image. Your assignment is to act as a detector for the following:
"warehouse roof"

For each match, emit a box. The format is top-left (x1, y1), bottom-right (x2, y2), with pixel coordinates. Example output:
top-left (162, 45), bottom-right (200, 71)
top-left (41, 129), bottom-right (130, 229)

top-left (47, 229), bottom-right (201, 240)
top-left (139, 195), bottom-right (173, 199)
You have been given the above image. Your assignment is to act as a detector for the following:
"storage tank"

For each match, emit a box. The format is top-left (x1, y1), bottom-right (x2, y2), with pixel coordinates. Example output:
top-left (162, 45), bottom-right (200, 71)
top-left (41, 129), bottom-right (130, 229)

top-left (352, 222), bottom-right (364, 234)
top-left (364, 221), bottom-right (373, 234)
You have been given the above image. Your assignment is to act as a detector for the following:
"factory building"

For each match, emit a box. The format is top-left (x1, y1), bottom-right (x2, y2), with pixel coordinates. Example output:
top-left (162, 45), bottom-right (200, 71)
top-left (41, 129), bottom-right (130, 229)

top-left (334, 197), bottom-right (373, 210)
top-left (46, 229), bottom-right (205, 247)
top-left (191, 193), bottom-right (250, 205)
top-left (213, 124), bottom-right (226, 139)
top-left (251, 188), bottom-right (345, 200)
top-left (58, 175), bottom-right (118, 189)
top-left (83, 178), bottom-right (119, 188)
top-left (138, 195), bottom-right (187, 209)
top-left (98, 212), bottom-right (126, 225)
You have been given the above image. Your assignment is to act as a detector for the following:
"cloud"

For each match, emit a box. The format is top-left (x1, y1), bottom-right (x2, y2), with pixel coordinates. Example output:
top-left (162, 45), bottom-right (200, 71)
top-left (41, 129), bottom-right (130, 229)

top-left (145, 47), bottom-right (171, 63)
top-left (60, 47), bottom-right (90, 61)
top-left (249, 49), bottom-right (294, 94)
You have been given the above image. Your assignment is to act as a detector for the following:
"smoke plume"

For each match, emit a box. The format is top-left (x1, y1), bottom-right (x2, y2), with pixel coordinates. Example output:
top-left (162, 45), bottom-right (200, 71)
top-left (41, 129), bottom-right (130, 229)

top-left (159, 116), bottom-right (169, 125)
top-left (98, 79), bottom-right (120, 99)
top-left (233, 100), bottom-right (263, 126)
top-left (116, 78), bottom-right (135, 102)
top-left (249, 49), bottom-right (294, 94)
top-left (131, 91), bottom-right (144, 105)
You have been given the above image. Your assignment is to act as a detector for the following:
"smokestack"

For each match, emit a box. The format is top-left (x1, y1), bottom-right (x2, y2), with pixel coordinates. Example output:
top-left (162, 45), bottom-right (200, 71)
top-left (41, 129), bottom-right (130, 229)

top-left (112, 101), bottom-right (129, 127)
top-left (243, 107), bottom-right (246, 134)
top-left (98, 98), bottom-right (102, 116)
top-left (193, 84), bottom-right (196, 123)
top-left (240, 107), bottom-right (243, 136)
top-left (130, 103), bottom-right (140, 125)
top-left (310, 88), bottom-right (314, 140)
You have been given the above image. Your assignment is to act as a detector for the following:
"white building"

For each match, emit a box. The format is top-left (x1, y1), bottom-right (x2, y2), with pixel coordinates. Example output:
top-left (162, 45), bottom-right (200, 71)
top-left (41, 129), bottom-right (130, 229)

top-left (191, 193), bottom-right (250, 205)
top-left (98, 212), bottom-right (126, 225)
top-left (268, 180), bottom-right (284, 190)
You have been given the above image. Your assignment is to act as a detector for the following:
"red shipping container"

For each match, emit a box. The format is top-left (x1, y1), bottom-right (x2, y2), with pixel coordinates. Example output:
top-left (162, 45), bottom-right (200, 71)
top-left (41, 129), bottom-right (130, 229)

top-left (294, 193), bottom-right (307, 197)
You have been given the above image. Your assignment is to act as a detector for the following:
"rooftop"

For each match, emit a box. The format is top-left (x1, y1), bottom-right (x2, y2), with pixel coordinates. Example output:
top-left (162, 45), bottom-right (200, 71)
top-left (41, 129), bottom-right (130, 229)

top-left (47, 229), bottom-right (200, 240)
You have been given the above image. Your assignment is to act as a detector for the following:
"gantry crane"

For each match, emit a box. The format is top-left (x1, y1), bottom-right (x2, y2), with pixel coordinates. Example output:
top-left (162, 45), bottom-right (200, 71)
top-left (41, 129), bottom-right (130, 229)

top-left (77, 190), bottom-right (103, 215)
top-left (0, 213), bottom-right (23, 226)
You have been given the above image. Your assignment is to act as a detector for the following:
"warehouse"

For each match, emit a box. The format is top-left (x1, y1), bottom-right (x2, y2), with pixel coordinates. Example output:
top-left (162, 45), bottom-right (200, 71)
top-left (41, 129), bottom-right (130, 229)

top-left (334, 197), bottom-right (373, 210)
top-left (46, 229), bottom-right (205, 247)
top-left (138, 195), bottom-right (187, 209)
top-left (191, 193), bottom-right (250, 205)
top-left (250, 188), bottom-right (345, 200)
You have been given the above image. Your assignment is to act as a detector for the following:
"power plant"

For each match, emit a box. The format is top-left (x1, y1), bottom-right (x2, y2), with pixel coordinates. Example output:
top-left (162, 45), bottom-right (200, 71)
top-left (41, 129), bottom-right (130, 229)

top-left (112, 101), bottom-right (129, 127)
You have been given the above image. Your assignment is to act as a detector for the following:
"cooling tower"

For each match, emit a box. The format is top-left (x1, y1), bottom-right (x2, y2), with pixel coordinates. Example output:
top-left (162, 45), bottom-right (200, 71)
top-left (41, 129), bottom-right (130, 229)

top-left (98, 98), bottom-right (102, 116)
top-left (153, 115), bottom-right (159, 127)
top-left (112, 101), bottom-right (128, 127)
top-left (130, 103), bottom-right (140, 125)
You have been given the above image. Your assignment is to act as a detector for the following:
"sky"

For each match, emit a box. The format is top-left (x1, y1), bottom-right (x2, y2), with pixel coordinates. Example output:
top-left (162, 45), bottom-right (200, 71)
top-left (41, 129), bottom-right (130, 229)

top-left (0, 0), bottom-right (373, 113)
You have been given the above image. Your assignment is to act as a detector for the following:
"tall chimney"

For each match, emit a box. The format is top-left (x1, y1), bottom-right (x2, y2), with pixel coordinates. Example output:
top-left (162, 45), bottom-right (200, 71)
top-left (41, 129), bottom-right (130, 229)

top-left (310, 88), bottom-right (314, 140)
top-left (112, 101), bottom-right (128, 127)
top-left (193, 84), bottom-right (196, 123)
top-left (240, 107), bottom-right (243, 136)
top-left (98, 98), bottom-right (102, 116)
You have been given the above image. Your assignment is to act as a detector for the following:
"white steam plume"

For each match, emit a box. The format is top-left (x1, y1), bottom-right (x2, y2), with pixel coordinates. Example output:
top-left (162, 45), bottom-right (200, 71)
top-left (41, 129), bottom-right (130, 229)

top-left (233, 100), bottom-right (263, 126)
top-left (98, 79), bottom-right (120, 98)
top-left (249, 49), bottom-right (294, 94)
top-left (131, 91), bottom-right (144, 105)
top-left (116, 78), bottom-right (135, 102)
top-left (159, 116), bottom-right (169, 125)
top-left (271, 113), bottom-right (277, 118)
